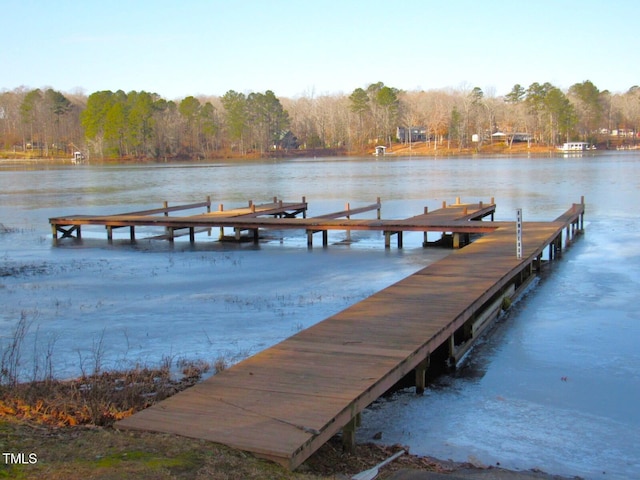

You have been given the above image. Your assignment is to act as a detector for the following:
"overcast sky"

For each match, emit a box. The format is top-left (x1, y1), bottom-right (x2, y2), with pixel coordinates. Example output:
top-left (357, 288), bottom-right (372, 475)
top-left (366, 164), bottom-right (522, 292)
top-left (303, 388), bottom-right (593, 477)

top-left (4, 0), bottom-right (638, 99)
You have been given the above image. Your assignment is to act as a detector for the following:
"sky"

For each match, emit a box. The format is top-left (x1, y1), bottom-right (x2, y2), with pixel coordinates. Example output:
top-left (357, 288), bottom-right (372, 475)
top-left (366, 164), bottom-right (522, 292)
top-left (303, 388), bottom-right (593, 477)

top-left (3, 0), bottom-right (639, 100)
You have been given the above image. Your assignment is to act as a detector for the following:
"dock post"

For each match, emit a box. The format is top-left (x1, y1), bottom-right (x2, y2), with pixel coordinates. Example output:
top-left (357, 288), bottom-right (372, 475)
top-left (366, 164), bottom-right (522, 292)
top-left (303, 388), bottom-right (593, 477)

top-left (377, 197), bottom-right (381, 220)
top-left (322, 230), bottom-right (328, 247)
top-left (384, 231), bottom-right (391, 248)
top-left (397, 231), bottom-right (403, 248)
top-left (422, 207), bottom-right (429, 247)
top-left (342, 416), bottom-right (358, 453)
top-left (415, 356), bottom-right (430, 395)
top-left (252, 229), bottom-right (259, 244)
top-left (307, 230), bottom-right (313, 247)
top-left (448, 334), bottom-right (456, 369)
top-left (130, 226), bottom-right (135, 241)
top-left (107, 226), bottom-right (113, 243)
top-left (346, 202), bottom-right (351, 242)
top-left (189, 227), bottom-right (195, 244)
top-left (218, 204), bottom-right (224, 239)
top-left (51, 224), bottom-right (58, 245)
top-left (453, 233), bottom-right (460, 249)
top-left (555, 234), bottom-right (562, 257)
top-left (206, 195), bottom-right (211, 213)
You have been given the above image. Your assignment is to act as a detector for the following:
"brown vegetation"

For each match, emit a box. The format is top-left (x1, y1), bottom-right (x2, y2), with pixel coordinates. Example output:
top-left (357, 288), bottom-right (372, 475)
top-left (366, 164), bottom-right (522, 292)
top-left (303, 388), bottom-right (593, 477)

top-left (0, 362), bottom-right (210, 428)
top-left (2, 80), bottom-right (638, 162)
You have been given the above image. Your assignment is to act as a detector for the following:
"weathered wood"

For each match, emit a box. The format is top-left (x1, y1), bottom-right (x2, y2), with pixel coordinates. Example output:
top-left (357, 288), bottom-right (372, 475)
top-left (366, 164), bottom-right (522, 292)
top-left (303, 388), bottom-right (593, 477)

top-left (116, 201), bottom-right (585, 470)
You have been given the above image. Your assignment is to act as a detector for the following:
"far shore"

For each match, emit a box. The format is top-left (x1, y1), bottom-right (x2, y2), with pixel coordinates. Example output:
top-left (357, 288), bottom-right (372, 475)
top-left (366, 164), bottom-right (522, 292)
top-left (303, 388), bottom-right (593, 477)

top-left (0, 141), bottom-right (587, 164)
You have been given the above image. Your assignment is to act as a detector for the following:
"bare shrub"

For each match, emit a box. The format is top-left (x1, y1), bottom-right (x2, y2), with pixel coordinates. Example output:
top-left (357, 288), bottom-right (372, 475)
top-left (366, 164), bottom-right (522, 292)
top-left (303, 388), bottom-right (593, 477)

top-left (0, 311), bottom-right (31, 386)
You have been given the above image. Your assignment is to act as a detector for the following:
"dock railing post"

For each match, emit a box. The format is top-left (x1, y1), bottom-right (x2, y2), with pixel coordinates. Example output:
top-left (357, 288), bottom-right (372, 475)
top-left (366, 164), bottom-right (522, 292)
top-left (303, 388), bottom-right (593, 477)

top-left (423, 206), bottom-right (429, 247)
top-left (218, 204), bottom-right (224, 239)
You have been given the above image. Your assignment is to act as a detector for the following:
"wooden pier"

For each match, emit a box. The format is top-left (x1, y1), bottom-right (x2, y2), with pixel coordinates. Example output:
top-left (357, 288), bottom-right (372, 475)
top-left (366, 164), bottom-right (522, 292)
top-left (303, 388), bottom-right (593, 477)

top-left (113, 197), bottom-right (585, 470)
top-left (49, 196), bottom-right (497, 248)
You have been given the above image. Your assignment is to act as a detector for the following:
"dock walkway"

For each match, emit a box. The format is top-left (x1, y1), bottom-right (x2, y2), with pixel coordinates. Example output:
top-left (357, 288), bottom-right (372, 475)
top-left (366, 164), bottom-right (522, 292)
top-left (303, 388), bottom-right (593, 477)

top-left (115, 199), bottom-right (585, 470)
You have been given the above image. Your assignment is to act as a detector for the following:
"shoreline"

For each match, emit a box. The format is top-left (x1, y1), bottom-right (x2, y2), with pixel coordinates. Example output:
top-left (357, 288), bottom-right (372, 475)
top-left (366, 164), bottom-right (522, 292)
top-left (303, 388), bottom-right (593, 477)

top-left (0, 142), bottom-right (595, 164)
top-left (1, 415), bottom-right (580, 480)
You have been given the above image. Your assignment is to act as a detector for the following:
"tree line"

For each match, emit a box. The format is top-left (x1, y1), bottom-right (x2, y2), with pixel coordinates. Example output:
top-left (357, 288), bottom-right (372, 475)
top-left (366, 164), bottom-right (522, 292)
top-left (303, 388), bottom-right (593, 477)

top-left (1, 80), bottom-right (639, 159)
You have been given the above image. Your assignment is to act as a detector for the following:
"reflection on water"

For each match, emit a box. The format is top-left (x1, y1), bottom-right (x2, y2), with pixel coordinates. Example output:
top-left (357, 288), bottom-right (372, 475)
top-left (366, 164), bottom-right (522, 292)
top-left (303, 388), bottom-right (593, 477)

top-left (1, 152), bottom-right (639, 479)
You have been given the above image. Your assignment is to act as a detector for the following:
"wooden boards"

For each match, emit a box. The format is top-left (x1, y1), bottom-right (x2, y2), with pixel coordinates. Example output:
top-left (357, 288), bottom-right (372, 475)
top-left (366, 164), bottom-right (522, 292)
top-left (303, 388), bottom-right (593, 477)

top-left (116, 201), bottom-right (585, 470)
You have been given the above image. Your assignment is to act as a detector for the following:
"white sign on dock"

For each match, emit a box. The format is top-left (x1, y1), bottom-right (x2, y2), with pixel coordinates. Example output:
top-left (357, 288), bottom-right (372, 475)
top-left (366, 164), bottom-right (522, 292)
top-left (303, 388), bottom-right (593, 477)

top-left (516, 208), bottom-right (523, 258)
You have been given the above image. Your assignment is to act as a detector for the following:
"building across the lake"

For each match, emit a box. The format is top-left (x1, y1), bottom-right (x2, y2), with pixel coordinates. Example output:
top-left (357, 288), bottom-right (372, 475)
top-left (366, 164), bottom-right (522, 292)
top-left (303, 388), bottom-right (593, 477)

top-left (397, 126), bottom-right (427, 143)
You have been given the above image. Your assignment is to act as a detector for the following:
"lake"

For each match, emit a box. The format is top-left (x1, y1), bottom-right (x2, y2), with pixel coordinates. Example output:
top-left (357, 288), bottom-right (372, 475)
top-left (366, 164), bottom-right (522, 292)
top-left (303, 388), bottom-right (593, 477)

top-left (1, 152), bottom-right (639, 479)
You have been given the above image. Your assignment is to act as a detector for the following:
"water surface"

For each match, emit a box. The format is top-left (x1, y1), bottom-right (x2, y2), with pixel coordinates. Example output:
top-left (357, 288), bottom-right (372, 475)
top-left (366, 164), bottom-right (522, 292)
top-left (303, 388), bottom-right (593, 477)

top-left (1, 153), bottom-right (638, 479)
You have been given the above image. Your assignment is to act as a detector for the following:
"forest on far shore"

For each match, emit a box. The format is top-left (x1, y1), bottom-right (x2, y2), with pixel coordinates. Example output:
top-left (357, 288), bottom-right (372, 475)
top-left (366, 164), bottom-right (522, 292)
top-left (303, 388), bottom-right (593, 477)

top-left (1, 80), bottom-right (639, 160)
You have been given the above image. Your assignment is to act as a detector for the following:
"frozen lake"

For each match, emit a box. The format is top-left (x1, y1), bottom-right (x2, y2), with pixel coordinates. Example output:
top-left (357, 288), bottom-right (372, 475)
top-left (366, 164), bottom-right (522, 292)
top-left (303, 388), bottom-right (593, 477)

top-left (1, 153), bottom-right (639, 479)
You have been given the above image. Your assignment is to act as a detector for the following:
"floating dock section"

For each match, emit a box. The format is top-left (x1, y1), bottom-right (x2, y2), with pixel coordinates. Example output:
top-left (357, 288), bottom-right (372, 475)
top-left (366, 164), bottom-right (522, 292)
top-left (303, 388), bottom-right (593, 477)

top-left (56, 197), bottom-right (585, 470)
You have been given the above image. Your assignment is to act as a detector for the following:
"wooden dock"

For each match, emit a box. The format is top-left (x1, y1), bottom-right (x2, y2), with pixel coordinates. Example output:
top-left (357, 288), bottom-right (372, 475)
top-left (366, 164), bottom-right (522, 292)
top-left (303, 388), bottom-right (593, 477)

top-left (114, 198), bottom-right (585, 470)
top-left (49, 196), bottom-right (497, 248)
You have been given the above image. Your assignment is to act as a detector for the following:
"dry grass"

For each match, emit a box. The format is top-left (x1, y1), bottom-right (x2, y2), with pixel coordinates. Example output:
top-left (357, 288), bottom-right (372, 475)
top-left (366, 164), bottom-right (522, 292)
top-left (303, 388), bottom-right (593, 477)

top-left (0, 361), bottom-right (209, 428)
